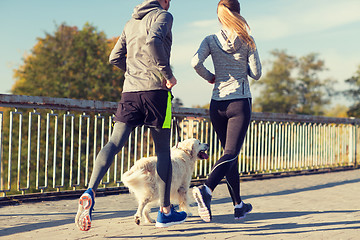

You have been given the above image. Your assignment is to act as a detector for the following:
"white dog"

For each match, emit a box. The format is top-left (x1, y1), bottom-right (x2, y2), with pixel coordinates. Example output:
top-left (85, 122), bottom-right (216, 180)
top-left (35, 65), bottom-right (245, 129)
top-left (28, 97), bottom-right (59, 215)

top-left (122, 138), bottom-right (209, 225)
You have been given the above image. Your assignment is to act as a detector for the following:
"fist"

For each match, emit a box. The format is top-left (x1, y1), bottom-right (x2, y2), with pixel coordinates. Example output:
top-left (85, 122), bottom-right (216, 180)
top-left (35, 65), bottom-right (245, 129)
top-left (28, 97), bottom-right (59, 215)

top-left (166, 76), bottom-right (177, 89)
top-left (208, 76), bottom-right (215, 84)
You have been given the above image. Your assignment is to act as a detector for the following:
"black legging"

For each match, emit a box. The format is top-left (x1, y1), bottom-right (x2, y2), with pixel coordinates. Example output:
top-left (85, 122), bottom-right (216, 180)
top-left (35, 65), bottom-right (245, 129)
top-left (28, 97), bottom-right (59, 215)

top-left (205, 98), bottom-right (251, 205)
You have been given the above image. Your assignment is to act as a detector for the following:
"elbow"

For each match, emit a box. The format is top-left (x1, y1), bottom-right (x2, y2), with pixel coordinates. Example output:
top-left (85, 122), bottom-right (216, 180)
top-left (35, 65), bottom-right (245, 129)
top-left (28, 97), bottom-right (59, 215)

top-left (252, 71), bottom-right (262, 80)
top-left (109, 55), bottom-right (126, 71)
top-left (254, 66), bottom-right (263, 80)
top-left (109, 54), bottom-right (116, 65)
top-left (191, 55), bottom-right (201, 69)
top-left (248, 63), bottom-right (262, 80)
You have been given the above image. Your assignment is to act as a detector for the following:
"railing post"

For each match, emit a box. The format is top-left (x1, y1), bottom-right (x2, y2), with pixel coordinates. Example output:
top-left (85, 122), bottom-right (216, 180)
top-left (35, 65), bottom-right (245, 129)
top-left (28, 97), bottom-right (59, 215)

top-left (348, 118), bottom-right (356, 167)
top-left (0, 111), bottom-right (3, 197)
top-left (355, 122), bottom-right (358, 168)
top-left (352, 118), bottom-right (358, 168)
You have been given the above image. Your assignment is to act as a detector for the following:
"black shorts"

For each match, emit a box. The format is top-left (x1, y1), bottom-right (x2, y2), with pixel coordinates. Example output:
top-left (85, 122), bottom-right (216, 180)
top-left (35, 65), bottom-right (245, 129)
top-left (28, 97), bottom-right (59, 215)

top-left (114, 90), bottom-right (172, 129)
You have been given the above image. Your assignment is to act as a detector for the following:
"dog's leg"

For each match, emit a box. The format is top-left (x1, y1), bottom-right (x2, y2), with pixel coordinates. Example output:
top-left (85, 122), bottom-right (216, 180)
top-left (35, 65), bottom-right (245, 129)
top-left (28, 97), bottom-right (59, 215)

top-left (143, 204), bottom-right (155, 224)
top-left (134, 198), bottom-right (149, 225)
top-left (178, 186), bottom-right (192, 216)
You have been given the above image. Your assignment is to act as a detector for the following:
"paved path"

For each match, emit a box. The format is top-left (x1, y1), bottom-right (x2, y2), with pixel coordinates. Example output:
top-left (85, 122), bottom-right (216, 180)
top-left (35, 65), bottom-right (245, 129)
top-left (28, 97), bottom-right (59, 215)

top-left (1, 169), bottom-right (360, 240)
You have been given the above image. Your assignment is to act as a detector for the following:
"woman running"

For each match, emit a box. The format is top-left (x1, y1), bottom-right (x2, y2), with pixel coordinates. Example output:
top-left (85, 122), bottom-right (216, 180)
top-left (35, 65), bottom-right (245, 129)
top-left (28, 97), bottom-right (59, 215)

top-left (191, 0), bottom-right (262, 222)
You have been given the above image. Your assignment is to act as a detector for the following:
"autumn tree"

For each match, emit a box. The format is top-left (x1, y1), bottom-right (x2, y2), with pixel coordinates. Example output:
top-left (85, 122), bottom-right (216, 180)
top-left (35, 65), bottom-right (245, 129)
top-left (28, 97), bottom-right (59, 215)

top-left (3, 23), bottom-right (125, 194)
top-left (12, 23), bottom-right (124, 101)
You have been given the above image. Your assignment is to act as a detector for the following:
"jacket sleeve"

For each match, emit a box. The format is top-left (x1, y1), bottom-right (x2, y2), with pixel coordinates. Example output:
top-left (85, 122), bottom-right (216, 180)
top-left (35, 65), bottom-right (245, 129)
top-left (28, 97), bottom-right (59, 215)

top-left (191, 37), bottom-right (215, 81)
top-left (109, 30), bottom-right (127, 71)
top-left (247, 37), bottom-right (262, 80)
top-left (146, 11), bottom-right (173, 80)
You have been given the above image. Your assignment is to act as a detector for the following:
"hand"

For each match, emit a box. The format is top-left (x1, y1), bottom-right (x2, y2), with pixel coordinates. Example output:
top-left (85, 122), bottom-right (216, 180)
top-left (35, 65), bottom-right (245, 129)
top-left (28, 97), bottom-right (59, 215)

top-left (208, 76), bottom-right (215, 84)
top-left (166, 76), bottom-right (177, 89)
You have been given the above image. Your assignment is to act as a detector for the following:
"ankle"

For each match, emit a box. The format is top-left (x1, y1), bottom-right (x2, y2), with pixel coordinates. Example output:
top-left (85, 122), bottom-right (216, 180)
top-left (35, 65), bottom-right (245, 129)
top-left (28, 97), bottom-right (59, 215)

top-left (234, 202), bottom-right (244, 209)
top-left (204, 184), bottom-right (212, 196)
top-left (86, 188), bottom-right (96, 197)
top-left (161, 205), bottom-right (171, 214)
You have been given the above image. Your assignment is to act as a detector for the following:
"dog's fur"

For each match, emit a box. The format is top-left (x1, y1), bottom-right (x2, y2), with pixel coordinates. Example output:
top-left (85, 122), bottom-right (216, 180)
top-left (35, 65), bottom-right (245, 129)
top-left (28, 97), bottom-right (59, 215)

top-left (122, 138), bottom-right (209, 225)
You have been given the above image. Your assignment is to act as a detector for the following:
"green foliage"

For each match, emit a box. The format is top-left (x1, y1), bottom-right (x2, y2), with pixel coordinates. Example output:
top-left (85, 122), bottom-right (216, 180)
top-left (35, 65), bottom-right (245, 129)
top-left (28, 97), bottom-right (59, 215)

top-left (253, 50), bottom-right (336, 115)
top-left (343, 65), bottom-right (360, 117)
top-left (2, 23), bottom-right (126, 195)
top-left (12, 23), bottom-right (124, 101)
top-left (254, 50), bottom-right (298, 113)
top-left (296, 53), bottom-right (335, 115)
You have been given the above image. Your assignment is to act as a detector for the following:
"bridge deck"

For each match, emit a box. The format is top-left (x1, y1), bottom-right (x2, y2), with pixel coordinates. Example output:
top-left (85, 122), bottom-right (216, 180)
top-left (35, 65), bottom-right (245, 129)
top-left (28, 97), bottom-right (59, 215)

top-left (1, 169), bottom-right (359, 239)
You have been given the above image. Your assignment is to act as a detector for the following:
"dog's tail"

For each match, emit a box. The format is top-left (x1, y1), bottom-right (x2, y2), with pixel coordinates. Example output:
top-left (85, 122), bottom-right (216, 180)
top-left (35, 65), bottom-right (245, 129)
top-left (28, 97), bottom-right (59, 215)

top-left (122, 161), bottom-right (155, 192)
top-left (122, 168), bottom-right (144, 189)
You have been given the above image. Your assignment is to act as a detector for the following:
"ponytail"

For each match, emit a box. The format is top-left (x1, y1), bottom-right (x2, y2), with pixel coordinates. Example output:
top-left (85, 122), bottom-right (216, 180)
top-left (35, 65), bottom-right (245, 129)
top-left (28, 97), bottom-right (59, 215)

top-left (217, 0), bottom-right (255, 49)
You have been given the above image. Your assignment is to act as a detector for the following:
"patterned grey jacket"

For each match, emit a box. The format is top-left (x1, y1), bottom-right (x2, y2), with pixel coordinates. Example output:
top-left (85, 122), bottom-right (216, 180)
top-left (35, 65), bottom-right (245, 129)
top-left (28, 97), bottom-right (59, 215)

top-left (192, 29), bottom-right (262, 101)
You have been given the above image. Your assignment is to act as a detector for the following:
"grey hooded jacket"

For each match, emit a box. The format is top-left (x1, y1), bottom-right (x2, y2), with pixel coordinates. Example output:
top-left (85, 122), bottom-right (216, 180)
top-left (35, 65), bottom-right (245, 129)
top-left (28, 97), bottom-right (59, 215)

top-left (109, 0), bottom-right (173, 93)
top-left (191, 29), bottom-right (262, 101)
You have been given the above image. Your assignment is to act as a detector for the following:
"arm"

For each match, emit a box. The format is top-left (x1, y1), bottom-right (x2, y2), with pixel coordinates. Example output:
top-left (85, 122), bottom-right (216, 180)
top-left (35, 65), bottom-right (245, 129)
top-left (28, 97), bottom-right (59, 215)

top-left (191, 37), bottom-right (215, 82)
top-left (109, 31), bottom-right (127, 71)
top-left (147, 11), bottom-right (174, 81)
top-left (248, 37), bottom-right (262, 80)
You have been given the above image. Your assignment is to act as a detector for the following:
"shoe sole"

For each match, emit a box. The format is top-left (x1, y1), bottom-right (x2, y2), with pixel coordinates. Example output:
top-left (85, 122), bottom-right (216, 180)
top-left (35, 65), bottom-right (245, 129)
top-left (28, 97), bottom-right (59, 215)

top-left (155, 218), bottom-right (186, 228)
top-left (235, 207), bottom-right (252, 220)
top-left (192, 187), bottom-right (211, 222)
top-left (75, 194), bottom-right (93, 231)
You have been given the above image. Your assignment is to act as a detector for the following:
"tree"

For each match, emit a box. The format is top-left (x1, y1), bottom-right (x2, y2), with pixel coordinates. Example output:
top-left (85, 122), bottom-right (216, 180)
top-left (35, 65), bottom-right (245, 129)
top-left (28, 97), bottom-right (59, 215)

top-left (343, 65), bottom-right (360, 117)
top-left (12, 23), bottom-right (124, 101)
top-left (253, 50), bottom-right (298, 113)
top-left (254, 50), bottom-right (335, 115)
top-left (296, 53), bottom-right (335, 115)
top-left (5, 23), bottom-right (125, 194)
top-left (173, 97), bottom-right (184, 108)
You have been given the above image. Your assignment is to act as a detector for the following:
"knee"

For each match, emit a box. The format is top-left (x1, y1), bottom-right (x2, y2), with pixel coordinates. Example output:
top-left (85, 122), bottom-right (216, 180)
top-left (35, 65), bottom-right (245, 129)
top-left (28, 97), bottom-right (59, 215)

top-left (106, 141), bottom-right (122, 152)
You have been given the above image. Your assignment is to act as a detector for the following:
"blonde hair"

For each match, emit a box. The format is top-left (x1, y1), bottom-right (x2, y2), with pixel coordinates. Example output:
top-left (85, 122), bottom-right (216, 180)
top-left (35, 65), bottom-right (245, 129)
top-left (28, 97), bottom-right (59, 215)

top-left (217, 0), bottom-right (255, 49)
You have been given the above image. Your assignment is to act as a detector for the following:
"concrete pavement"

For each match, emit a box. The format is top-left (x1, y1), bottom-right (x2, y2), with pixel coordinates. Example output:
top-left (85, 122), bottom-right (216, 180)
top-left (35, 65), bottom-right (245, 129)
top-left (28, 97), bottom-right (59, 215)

top-left (1, 169), bottom-right (360, 239)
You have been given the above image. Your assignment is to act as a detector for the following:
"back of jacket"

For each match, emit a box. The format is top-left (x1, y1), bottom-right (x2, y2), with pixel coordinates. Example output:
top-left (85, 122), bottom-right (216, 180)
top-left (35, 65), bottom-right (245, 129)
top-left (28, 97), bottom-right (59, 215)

top-left (192, 29), bottom-right (262, 101)
top-left (109, 0), bottom-right (173, 93)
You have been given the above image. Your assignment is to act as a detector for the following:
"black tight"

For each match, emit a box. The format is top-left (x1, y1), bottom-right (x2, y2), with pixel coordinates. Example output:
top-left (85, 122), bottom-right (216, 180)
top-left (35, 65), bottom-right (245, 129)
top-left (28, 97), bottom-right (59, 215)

top-left (205, 98), bottom-right (251, 205)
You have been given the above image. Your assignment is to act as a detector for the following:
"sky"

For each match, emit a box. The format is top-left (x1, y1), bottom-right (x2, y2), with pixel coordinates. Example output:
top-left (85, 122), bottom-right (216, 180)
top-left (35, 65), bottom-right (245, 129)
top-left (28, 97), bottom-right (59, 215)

top-left (1, 0), bottom-right (359, 108)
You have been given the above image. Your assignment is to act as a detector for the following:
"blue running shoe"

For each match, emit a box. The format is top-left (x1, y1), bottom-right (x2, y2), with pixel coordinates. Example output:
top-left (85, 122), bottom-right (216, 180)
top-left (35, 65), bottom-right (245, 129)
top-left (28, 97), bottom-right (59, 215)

top-left (75, 188), bottom-right (95, 231)
top-left (155, 206), bottom-right (187, 228)
top-left (192, 185), bottom-right (212, 222)
top-left (234, 203), bottom-right (252, 220)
